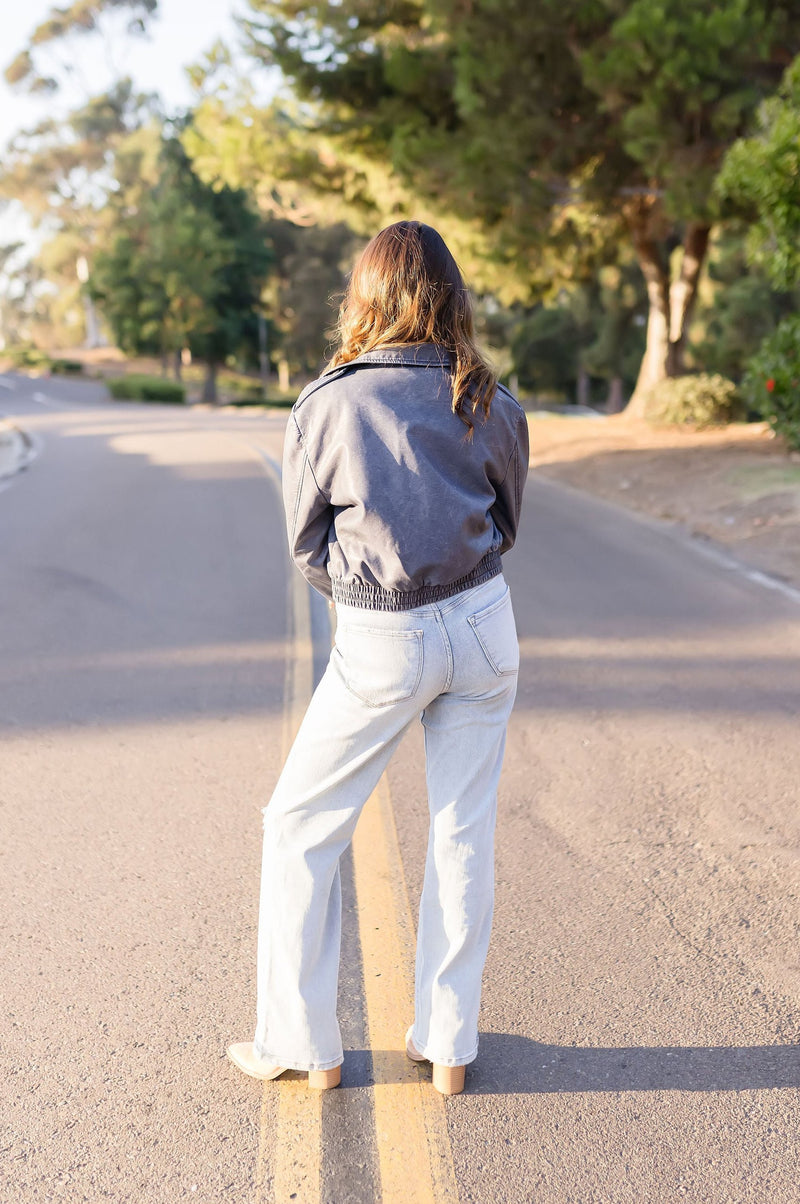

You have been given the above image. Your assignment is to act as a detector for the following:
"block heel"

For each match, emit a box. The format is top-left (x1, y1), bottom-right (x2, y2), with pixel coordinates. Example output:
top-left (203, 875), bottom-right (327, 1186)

top-left (432, 1063), bottom-right (466, 1095)
top-left (308, 1066), bottom-right (341, 1090)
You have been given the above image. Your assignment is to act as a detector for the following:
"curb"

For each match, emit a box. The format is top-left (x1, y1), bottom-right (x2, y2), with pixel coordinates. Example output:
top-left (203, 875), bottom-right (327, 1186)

top-left (0, 419), bottom-right (37, 481)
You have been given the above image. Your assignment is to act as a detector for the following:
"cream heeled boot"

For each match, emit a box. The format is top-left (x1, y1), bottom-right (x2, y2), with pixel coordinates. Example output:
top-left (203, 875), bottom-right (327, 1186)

top-left (405, 1028), bottom-right (466, 1095)
top-left (227, 1043), bottom-right (341, 1089)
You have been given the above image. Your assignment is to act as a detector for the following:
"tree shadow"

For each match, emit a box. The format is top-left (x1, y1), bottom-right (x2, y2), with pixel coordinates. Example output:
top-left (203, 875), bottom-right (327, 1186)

top-left (0, 415), bottom-right (289, 729)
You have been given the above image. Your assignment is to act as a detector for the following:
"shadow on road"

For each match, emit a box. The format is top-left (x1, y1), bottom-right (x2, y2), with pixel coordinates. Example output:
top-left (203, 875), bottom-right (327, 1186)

top-left (469, 1033), bottom-right (800, 1094)
top-left (347, 1037), bottom-right (800, 1093)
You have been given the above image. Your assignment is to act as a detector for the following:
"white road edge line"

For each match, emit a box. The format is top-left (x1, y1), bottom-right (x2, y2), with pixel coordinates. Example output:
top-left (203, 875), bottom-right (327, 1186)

top-left (535, 473), bottom-right (800, 608)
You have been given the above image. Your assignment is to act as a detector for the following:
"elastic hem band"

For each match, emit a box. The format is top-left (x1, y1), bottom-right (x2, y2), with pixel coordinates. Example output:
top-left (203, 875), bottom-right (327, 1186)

top-left (331, 551), bottom-right (502, 612)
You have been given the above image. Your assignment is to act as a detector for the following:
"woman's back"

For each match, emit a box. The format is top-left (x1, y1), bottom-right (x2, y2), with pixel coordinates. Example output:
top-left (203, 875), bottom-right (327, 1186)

top-left (284, 343), bottom-right (528, 610)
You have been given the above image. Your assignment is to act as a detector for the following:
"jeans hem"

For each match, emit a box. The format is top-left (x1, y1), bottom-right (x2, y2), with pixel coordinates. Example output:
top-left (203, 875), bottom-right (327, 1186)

top-left (411, 1033), bottom-right (479, 1068)
top-left (253, 1046), bottom-right (343, 1073)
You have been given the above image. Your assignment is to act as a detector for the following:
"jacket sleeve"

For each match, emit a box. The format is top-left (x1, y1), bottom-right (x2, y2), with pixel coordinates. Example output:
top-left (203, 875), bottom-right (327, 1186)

top-left (490, 409), bottom-right (530, 554)
top-left (282, 413), bottom-right (335, 599)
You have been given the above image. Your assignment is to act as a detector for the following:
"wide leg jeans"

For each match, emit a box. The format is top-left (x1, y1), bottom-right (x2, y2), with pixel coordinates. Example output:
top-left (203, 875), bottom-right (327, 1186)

top-left (254, 573), bottom-right (519, 1072)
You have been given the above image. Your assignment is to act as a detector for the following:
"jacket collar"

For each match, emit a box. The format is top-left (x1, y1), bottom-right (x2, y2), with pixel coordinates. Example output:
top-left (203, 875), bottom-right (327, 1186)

top-left (322, 343), bottom-right (451, 374)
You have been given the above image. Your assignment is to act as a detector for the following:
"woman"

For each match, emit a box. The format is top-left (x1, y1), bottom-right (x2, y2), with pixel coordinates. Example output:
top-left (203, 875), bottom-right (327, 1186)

top-left (228, 220), bottom-right (528, 1095)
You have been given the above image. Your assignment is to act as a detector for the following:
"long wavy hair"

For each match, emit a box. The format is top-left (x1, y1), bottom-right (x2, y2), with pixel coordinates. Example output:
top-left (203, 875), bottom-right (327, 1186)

top-left (329, 221), bottom-right (497, 436)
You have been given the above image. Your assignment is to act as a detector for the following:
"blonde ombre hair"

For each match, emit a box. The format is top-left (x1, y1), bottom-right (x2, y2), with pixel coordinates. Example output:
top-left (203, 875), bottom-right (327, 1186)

top-left (330, 221), bottom-right (497, 436)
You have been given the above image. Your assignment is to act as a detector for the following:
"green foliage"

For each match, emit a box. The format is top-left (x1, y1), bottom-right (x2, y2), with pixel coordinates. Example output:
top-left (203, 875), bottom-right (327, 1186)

top-left (107, 373), bottom-right (186, 402)
top-left (689, 228), bottom-right (798, 380)
top-left (511, 307), bottom-right (582, 398)
top-left (262, 220), bottom-right (358, 375)
top-left (5, 345), bottom-right (51, 369)
top-left (231, 0), bottom-right (800, 404)
top-left (0, 83), bottom-right (161, 348)
top-left (49, 358), bottom-right (84, 374)
top-left (581, 0), bottom-right (788, 220)
top-left (4, 347), bottom-right (84, 374)
top-left (717, 56), bottom-right (800, 290)
top-left (92, 136), bottom-right (271, 389)
top-left (644, 373), bottom-right (745, 427)
top-left (742, 315), bottom-right (800, 449)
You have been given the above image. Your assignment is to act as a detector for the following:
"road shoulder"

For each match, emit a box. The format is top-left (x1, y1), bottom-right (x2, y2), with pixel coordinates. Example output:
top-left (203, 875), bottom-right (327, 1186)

top-left (528, 414), bottom-right (800, 589)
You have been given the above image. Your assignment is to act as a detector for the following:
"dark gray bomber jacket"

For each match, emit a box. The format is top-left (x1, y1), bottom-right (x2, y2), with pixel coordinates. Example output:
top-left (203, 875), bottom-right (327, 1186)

top-left (282, 343), bottom-right (529, 611)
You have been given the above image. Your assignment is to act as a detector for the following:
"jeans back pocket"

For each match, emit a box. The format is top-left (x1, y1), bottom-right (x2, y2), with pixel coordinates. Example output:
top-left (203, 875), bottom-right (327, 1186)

top-left (335, 625), bottom-right (424, 707)
top-left (467, 588), bottom-right (519, 676)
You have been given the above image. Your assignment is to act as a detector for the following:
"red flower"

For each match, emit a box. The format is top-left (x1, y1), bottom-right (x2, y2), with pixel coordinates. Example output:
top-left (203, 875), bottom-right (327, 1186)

top-left (766, 378), bottom-right (775, 391)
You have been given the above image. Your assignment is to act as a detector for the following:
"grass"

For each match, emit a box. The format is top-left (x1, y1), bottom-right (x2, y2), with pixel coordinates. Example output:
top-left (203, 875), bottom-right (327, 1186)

top-left (723, 464), bottom-right (800, 499)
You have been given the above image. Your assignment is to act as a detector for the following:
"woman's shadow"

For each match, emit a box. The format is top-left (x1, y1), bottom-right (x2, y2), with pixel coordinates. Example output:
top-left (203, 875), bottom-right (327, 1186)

top-left (464, 1033), bottom-right (800, 1094)
top-left (360, 1035), bottom-right (800, 1093)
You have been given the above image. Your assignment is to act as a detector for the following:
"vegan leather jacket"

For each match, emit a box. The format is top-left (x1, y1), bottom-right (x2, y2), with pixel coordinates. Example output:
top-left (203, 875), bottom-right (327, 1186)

top-left (282, 343), bottom-right (529, 611)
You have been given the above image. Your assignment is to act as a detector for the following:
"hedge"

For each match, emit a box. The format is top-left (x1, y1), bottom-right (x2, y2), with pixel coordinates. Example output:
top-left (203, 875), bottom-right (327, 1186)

top-left (107, 375), bottom-right (187, 403)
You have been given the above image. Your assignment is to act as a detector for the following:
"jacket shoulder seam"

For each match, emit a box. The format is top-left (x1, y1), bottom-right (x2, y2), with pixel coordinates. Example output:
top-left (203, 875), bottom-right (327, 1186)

top-left (494, 381), bottom-right (525, 416)
top-left (293, 366), bottom-right (351, 413)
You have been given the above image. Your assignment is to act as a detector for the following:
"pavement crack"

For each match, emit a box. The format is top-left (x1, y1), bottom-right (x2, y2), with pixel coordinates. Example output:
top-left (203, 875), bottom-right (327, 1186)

top-left (644, 880), bottom-right (719, 964)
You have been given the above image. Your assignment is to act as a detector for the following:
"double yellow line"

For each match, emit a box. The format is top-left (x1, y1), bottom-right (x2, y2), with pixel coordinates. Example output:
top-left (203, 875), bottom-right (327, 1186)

top-left (257, 506), bottom-right (459, 1202)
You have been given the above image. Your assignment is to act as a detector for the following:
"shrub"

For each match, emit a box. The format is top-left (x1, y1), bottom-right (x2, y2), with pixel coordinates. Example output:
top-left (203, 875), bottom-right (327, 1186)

top-left (49, 358), bottom-right (83, 375)
top-left (644, 373), bottom-right (746, 428)
top-left (107, 374), bottom-right (186, 403)
top-left (7, 345), bottom-right (50, 369)
top-left (742, 315), bottom-right (800, 450)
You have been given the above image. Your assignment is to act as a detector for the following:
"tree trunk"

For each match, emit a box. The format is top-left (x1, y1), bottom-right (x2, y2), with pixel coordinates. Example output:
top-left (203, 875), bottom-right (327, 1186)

top-left (173, 349), bottom-right (182, 381)
top-left (606, 376), bottom-right (625, 413)
top-left (278, 357), bottom-right (291, 393)
top-left (201, 361), bottom-right (218, 404)
top-left (666, 223), bottom-right (710, 376)
top-left (258, 314), bottom-right (269, 397)
top-left (576, 367), bottom-right (590, 408)
top-left (624, 199), bottom-right (711, 418)
top-left (160, 351), bottom-right (169, 378)
top-left (625, 200), bottom-right (669, 417)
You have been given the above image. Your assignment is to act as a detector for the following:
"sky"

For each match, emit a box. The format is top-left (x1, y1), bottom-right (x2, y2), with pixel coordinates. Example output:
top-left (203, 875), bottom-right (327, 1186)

top-left (0, 0), bottom-right (251, 151)
top-left (0, 0), bottom-right (266, 262)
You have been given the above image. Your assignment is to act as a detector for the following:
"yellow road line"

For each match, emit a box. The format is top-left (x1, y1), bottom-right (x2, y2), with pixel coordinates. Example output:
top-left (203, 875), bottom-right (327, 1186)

top-left (245, 445), bottom-right (324, 1204)
top-left (246, 437), bottom-right (457, 1201)
top-left (268, 558), bottom-right (325, 1199)
top-left (267, 561), bottom-right (324, 1204)
top-left (352, 776), bottom-right (460, 1203)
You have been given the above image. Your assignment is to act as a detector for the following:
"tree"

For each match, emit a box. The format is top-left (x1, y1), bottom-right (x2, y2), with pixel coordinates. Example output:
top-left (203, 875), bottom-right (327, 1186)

top-left (2, 2), bottom-right (162, 349)
top-left (718, 54), bottom-right (800, 446)
top-left (717, 55), bottom-right (800, 292)
top-left (689, 228), bottom-right (798, 383)
top-left (92, 135), bottom-right (271, 400)
top-left (260, 219), bottom-right (358, 385)
top-left (234, 0), bottom-right (800, 410)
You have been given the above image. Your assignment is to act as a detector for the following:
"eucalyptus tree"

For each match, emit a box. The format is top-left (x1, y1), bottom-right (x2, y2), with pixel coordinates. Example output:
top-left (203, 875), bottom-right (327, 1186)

top-left (2, 0), bottom-right (161, 346)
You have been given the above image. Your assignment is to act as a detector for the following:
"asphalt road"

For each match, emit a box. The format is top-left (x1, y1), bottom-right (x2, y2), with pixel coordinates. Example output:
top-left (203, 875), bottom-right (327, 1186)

top-left (2, 373), bottom-right (799, 1203)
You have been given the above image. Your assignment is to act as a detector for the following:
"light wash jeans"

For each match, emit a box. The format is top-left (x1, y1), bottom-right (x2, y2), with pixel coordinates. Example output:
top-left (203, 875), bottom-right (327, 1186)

top-left (254, 573), bottom-right (519, 1072)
